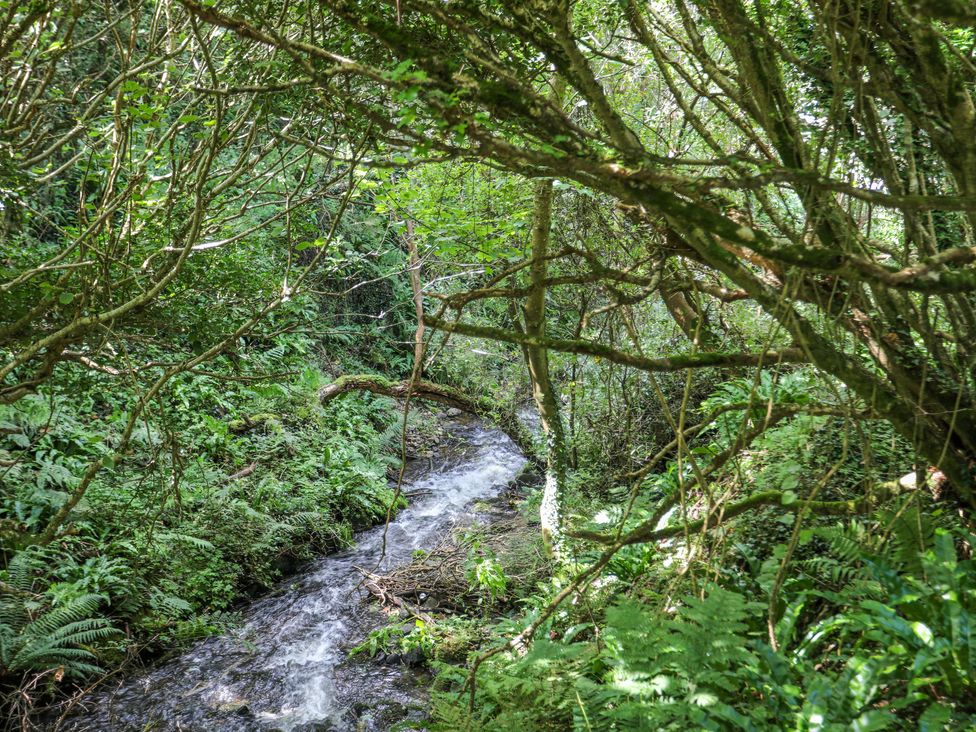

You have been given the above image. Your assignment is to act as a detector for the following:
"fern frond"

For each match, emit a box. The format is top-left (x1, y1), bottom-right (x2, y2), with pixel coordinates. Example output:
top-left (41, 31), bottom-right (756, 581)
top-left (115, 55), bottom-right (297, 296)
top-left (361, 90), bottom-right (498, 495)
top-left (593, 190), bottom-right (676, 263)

top-left (880, 506), bottom-right (934, 574)
top-left (154, 531), bottom-right (216, 551)
top-left (0, 592), bottom-right (116, 678)
top-left (26, 594), bottom-right (105, 637)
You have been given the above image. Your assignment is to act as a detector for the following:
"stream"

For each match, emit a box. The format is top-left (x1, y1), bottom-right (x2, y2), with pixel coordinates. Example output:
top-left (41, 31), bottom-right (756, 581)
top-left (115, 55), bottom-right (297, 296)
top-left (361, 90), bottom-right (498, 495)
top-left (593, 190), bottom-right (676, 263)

top-left (60, 417), bottom-right (526, 731)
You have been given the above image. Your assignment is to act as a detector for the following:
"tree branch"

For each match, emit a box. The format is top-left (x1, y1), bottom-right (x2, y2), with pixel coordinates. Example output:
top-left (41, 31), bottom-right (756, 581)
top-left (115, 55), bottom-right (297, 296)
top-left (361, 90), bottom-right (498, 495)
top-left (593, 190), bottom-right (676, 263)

top-left (319, 374), bottom-right (538, 464)
top-left (424, 316), bottom-right (806, 372)
top-left (572, 478), bottom-right (915, 547)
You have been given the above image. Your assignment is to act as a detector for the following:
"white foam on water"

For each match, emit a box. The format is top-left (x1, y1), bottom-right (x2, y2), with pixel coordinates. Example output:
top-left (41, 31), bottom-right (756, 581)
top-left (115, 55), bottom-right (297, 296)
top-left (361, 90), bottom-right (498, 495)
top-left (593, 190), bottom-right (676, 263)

top-left (252, 427), bottom-right (526, 730)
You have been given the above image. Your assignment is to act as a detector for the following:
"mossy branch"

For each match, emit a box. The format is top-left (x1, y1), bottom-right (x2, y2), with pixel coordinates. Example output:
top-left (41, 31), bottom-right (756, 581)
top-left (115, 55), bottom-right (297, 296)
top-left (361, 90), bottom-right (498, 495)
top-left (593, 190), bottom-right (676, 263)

top-left (571, 478), bottom-right (914, 547)
top-left (424, 316), bottom-right (806, 371)
top-left (319, 374), bottom-right (538, 463)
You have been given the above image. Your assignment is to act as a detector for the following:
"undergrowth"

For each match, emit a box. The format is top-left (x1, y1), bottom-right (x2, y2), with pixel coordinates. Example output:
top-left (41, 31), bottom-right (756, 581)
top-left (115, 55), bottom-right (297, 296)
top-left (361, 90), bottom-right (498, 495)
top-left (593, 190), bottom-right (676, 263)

top-left (413, 372), bottom-right (976, 730)
top-left (0, 319), bottom-right (407, 719)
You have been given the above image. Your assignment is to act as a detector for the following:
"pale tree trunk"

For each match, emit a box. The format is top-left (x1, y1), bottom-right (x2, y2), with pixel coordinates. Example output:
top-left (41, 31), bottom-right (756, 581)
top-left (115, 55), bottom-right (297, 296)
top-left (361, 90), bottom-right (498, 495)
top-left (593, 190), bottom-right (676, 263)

top-left (522, 178), bottom-right (569, 558)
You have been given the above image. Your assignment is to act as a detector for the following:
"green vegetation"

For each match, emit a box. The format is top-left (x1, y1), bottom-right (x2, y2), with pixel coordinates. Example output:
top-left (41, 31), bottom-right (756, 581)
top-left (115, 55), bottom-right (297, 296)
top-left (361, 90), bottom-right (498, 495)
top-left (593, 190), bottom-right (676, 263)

top-left (426, 403), bottom-right (976, 729)
top-left (3, 0), bottom-right (976, 729)
top-left (0, 299), bottom-right (415, 713)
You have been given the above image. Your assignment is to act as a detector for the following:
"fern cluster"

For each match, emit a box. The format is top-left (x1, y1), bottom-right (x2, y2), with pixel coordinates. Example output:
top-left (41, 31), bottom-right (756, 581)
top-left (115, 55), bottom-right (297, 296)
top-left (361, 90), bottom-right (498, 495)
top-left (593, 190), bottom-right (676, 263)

top-left (434, 518), bottom-right (976, 730)
top-left (1, 552), bottom-right (118, 680)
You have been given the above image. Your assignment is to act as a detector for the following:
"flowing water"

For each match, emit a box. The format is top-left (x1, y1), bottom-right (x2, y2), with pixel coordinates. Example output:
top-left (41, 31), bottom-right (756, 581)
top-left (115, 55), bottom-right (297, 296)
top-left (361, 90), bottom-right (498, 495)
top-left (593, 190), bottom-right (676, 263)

top-left (60, 417), bottom-right (526, 732)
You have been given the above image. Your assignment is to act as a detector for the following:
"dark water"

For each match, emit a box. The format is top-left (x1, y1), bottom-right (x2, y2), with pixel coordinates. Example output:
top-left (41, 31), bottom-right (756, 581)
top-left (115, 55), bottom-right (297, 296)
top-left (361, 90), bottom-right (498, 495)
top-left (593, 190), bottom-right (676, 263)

top-left (59, 419), bottom-right (526, 731)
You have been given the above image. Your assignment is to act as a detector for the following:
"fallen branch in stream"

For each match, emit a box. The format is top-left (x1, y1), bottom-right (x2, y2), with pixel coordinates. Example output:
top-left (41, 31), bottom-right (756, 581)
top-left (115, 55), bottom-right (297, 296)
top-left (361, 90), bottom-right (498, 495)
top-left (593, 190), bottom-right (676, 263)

top-left (357, 567), bottom-right (435, 625)
top-left (356, 518), bottom-right (546, 616)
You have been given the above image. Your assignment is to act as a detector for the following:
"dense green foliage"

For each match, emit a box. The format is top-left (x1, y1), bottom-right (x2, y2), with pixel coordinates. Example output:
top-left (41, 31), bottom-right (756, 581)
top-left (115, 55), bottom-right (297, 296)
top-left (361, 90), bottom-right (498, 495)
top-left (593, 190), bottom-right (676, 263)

top-left (428, 398), bottom-right (976, 729)
top-left (3, 0), bottom-right (976, 729)
top-left (0, 305), bottom-right (414, 704)
top-left (435, 531), bottom-right (976, 730)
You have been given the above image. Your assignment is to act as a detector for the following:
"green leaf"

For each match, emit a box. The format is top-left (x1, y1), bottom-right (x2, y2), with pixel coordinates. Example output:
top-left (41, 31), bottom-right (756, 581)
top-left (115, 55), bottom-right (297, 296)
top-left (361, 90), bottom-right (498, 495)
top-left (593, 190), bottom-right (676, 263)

top-left (919, 703), bottom-right (953, 731)
top-left (296, 238), bottom-right (325, 252)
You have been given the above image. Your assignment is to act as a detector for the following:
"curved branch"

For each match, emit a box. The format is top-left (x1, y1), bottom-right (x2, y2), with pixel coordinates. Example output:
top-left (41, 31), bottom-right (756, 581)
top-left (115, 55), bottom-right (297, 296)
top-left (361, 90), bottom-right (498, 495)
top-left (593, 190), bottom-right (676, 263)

top-left (572, 478), bottom-right (915, 547)
top-left (618, 403), bottom-right (879, 483)
top-left (319, 374), bottom-right (538, 463)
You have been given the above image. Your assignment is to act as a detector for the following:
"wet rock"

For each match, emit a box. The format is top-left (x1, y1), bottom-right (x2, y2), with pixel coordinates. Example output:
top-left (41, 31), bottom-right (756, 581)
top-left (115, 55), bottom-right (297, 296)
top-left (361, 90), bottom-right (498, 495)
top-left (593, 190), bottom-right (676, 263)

top-left (445, 407), bottom-right (462, 417)
top-left (354, 700), bottom-right (417, 731)
top-left (273, 554), bottom-right (297, 576)
top-left (290, 722), bottom-right (336, 732)
top-left (400, 646), bottom-right (426, 667)
top-left (351, 516), bottom-right (375, 532)
top-left (512, 462), bottom-right (543, 490)
top-left (380, 646), bottom-right (427, 668)
top-left (214, 699), bottom-right (251, 715)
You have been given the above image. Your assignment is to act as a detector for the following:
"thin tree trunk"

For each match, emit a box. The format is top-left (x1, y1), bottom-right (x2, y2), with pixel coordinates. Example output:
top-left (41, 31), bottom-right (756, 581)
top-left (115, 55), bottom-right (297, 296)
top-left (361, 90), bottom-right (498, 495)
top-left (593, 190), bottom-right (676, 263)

top-left (523, 178), bottom-right (569, 557)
